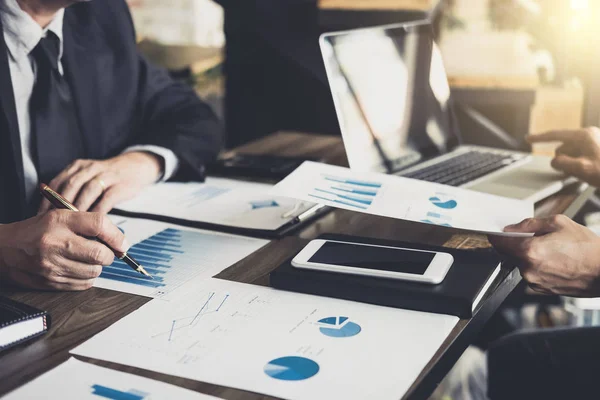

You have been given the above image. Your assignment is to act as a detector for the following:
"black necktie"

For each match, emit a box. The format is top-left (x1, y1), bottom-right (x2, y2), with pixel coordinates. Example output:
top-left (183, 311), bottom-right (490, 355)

top-left (30, 31), bottom-right (84, 187)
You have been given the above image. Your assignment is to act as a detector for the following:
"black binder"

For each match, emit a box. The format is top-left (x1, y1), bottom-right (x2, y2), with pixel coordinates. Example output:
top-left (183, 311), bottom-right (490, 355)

top-left (270, 234), bottom-right (508, 318)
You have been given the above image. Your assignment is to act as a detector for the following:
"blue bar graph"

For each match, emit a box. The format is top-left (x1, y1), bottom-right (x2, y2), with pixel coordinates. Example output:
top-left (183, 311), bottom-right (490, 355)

top-left (314, 188), bottom-right (373, 205)
top-left (323, 175), bottom-right (382, 188)
top-left (99, 228), bottom-right (209, 290)
top-left (91, 384), bottom-right (148, 400)
top-left (309, 194), bottom-right (368, 210)
top-left (310, 174), bottom-right (381, 211)
top-left (331, 186), bottom-right (378, 196)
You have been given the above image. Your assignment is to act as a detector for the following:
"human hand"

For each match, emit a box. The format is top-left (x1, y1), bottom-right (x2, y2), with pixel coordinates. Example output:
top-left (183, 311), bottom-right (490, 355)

top-left (38, 151), bottom-right (163, 214)
top-left (0, 210), bottom-right (128, 291)
top-left (528, 127), bottom-right (600, 187)
top-left (489, 215), bottom-right (600, 297)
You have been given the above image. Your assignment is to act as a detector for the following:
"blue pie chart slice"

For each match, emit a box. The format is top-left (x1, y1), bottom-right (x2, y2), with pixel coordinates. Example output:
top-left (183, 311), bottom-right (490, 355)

top-left (264, 356), bottom-right (319, 381)
top-left (429, 196), bottom-right (458, 210)
top-left (317, 316), bottom-right (362, 338)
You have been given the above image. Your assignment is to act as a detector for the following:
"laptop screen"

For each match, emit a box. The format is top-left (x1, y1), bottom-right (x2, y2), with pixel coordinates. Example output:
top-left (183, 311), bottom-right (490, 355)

top-left (320, 22), bottom-right (458, 173)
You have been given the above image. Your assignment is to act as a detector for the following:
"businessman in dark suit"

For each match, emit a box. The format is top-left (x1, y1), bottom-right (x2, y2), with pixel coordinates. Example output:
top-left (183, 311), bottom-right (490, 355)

top-left (0, 0), bottom-right (222, 290)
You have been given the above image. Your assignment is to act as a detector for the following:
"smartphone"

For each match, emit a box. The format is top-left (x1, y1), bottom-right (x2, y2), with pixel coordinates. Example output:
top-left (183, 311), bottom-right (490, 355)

top-left (291, 240), bottom-right (453, 284)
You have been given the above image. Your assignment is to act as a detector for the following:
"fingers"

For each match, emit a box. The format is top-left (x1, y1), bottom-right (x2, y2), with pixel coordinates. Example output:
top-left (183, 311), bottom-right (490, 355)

top-left (38, 159), bottom-right (99, 214)
top-left (487, 235), bottom-right (531, 258)
top-left (551, 154), bottom-right (594, 180)
top-left (58, 234), bottom-right (115, 266)
top-left (91, 185), bottom-right (135, 214)
top-left (503, 216), bottom-right (565, 235)
top-left (527, 129), bottom-right (586, 144)
top-left (54, 161), bottom-right (102, 205)
top-left (555, 143), bottom-right (581, 158)
top-left (7, 267), bottom-right (96, 291)
top-left (62, 212), bottom-right (129, 253)
top-left (73, 175), bottom-right (111, 212)
top-left (490, 215), bottom-right (571, 274)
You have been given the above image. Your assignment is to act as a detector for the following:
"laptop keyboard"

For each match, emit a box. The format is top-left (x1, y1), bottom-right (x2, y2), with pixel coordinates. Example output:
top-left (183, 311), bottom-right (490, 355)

top-left (400, 150), bottom-right (525, 187)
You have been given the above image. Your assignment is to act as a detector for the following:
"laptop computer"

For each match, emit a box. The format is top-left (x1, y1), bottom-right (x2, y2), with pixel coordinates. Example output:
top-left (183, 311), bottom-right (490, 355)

top-left (319, 21), bottom-right (573, 202)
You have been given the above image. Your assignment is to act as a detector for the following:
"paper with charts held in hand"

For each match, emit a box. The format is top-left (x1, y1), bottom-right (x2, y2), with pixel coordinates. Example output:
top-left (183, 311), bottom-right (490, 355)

top-left (71, 278), bottom-right (459, 400)
top-left (271, 161), bottom-right (534, 236)
top-left (97, 216), bottom-right (269, 298)
top-left (3, 358), bottom-right (221, 400)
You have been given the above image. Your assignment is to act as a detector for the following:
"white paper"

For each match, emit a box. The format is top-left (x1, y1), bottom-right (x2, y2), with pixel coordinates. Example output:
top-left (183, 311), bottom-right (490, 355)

top-left (3, 358), bottom-right (220, 400)
top-left (115, 178), bottom-right (316, 231)
top-left (271, 161), bottom-right (533, 236)
top-left (72, 278), bottom-right (459, 400)
top-left (96, 216), bottom-right (269, 297)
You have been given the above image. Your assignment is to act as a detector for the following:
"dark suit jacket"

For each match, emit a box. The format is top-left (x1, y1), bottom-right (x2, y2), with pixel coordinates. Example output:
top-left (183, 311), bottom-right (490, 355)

top-left (0, 0), bottom-right (223, 223)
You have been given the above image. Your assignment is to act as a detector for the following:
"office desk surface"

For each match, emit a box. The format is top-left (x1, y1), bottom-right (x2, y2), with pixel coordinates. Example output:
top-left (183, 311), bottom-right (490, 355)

top-left (0, 132), bottom-right (594, 400)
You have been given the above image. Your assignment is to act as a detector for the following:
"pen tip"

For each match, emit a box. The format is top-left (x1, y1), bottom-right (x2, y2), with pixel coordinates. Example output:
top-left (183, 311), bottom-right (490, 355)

top-left (139, 266), bottom-right (153, 279)
top-left (40, 183), bottom-right (48, 191)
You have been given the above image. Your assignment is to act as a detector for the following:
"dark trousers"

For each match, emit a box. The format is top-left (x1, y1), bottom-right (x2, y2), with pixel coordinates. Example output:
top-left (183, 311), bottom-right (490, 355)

top-left (488, 326), bottom-right (600, 399)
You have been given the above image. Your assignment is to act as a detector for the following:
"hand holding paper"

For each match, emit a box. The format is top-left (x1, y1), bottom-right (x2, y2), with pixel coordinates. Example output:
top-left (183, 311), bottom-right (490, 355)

top-left (271, 162), bottom-right (533, 236)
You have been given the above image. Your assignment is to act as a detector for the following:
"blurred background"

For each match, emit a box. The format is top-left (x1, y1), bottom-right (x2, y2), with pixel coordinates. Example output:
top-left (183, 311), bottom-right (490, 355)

top-left (126, 0), bottom-right (600, 152)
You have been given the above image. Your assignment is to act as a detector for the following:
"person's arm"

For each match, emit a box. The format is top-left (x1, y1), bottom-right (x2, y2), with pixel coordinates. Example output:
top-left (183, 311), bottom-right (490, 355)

top-left (0, 210), bottom-right (128, 291)
top-left (39, 1), bottom-right (223, 215)
top-left (124, 49), bottom-right (223, 178)
top-left (489, 215), bottom-right (600, 297)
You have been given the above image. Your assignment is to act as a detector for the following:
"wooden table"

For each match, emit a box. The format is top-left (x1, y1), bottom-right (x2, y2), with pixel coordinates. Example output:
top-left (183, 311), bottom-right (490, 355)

top-left (0, 132), bottom-right (594, 399)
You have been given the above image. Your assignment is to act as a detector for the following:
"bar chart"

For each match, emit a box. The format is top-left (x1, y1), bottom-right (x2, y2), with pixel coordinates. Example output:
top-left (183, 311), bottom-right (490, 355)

top-left (95, 218), bottom-right (268, 297)
top-left (308, 174), bottom-right (382, 210)
top-left (91, 384), bottom-right (147, 400)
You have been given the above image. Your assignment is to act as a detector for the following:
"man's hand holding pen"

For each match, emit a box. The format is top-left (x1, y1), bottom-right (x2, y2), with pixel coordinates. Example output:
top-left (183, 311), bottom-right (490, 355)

top-left (0, 211), bottom-right (129, 291)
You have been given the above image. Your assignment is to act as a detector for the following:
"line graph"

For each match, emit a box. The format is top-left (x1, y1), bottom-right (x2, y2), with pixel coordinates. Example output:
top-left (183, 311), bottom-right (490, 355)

top-left (152, 292), bottom-right (230, 342)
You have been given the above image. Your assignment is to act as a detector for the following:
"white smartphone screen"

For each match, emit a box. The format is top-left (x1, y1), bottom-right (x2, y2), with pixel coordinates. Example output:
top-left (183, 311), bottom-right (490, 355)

top-left (307, 242), bottom-right (435, 275)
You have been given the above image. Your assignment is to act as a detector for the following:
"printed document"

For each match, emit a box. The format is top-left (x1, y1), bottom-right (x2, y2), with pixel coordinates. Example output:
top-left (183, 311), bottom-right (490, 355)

top-left (271, 161), bottom-right (533, 235)
top-left (3, 358), bottom-right (220, 400)
top-left (97, 216), bottom-right (268, 297)
top-left (72, 278), bottom-right (459, 400)
top-left (115, 178), bottom-right (316, 231)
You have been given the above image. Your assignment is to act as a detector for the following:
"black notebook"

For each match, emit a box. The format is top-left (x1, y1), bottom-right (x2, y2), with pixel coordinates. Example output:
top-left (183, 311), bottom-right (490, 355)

top-left (0, 296), bottom-right (50, 351)
top-left (270, 234), bottom-right (507, 318)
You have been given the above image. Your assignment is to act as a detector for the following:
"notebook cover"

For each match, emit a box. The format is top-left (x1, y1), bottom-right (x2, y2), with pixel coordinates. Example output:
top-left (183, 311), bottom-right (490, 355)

top-left (270, 234), bottom-right (507, 318)
top-left (0, 296), bottom-right (50, 351)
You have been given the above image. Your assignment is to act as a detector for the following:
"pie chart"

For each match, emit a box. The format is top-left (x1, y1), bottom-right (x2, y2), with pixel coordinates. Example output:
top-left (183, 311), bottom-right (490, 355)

top-left (429, 196), bottom-right (458, 210)
top-left (317, 316), bottom-right (362, 338)
top-left (264, 356), bottom-right (320, 381)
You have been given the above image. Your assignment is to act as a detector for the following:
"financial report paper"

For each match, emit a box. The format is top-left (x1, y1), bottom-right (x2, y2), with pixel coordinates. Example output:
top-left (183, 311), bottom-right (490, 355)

top-left (72, 278), bottom-right (459, 400)
top-left (115, 178), bottom-right (317, 231)
top-left (271, 161), bottom-right (534, 236)
top-left (3, 358), bottom-right (220, 400)
top-left (96, 216), bottom-right (269, 297)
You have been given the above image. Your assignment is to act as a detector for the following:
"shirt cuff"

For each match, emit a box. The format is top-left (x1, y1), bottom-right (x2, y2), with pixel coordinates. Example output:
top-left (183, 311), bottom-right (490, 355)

top-left (122, 145), bottom-right (180, 182)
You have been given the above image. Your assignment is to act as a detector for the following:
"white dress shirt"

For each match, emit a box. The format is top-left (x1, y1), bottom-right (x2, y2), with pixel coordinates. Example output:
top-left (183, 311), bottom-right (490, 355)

top-left (0, 0), bottom-right (179, 203)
